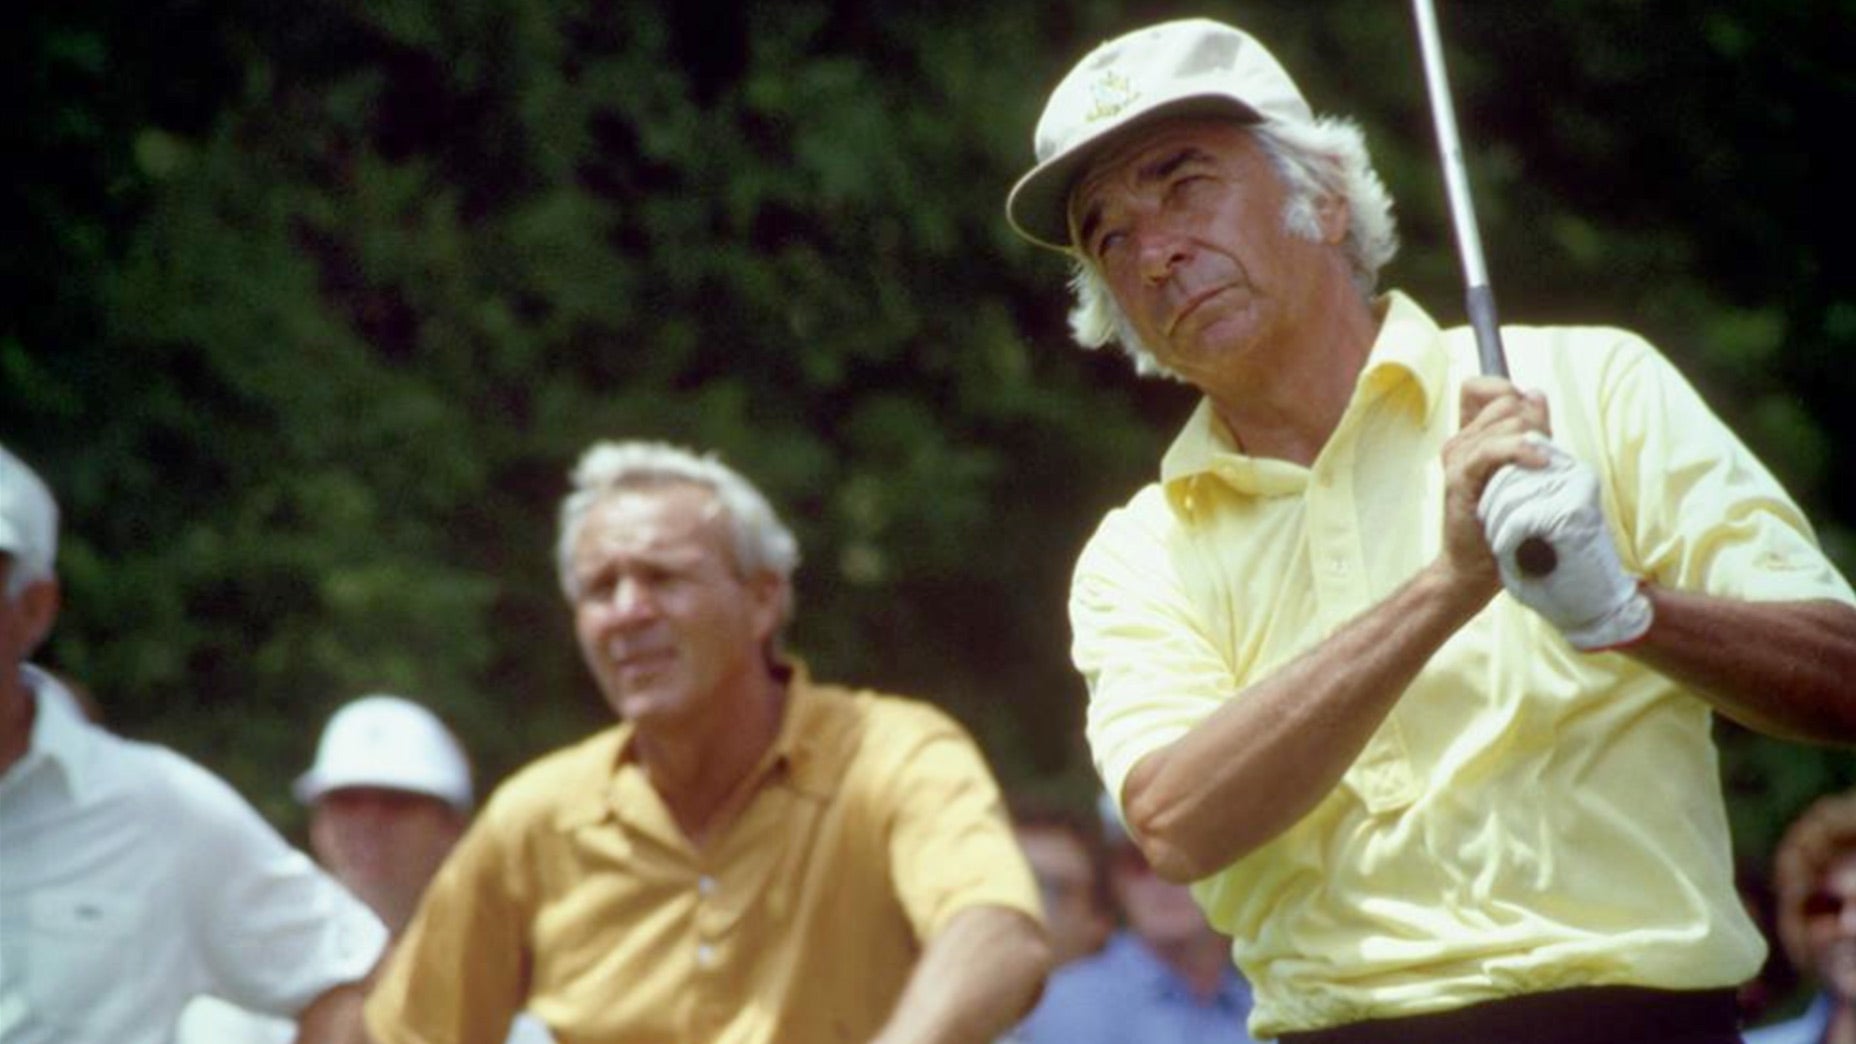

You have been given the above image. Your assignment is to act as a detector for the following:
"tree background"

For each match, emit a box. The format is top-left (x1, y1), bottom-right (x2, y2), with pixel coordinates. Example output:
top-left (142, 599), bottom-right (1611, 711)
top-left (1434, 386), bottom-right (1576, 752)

top-left (7, 0), bottom-right (1854, 1005)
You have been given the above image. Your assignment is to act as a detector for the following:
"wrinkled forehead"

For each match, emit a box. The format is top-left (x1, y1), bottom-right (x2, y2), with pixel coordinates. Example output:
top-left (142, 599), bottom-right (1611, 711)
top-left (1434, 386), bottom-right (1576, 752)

top-left (603, 476), bottom-right (725, 520)
top-left (1824, 848), bottom-right (1856, 891)
top-left (1067, 116), bottom-right (1262, 232)
top-left (1017, 823), bottom-right (1094, 868)
top-left (315, 785), bottom-right (459, 815)
top-left (575, 481), bottom-right (731, 563)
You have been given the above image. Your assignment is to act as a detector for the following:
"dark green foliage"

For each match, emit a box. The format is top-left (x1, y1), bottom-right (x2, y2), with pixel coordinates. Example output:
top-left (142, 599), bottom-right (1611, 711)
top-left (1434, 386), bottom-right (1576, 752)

top-left (7, 0), bottom-right (1853, 864)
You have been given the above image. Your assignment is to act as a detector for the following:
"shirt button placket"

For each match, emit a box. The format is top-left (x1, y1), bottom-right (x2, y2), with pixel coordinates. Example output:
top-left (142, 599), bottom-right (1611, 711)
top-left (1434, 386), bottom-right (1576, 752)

top-left (692, 870), bottom-right (726, 1035)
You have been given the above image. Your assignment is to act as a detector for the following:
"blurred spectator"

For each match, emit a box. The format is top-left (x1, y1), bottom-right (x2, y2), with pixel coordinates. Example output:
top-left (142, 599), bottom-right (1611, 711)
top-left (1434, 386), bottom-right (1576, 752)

top-left (1738, 856), bottom-right (1801, 1029)
top-left (176, 694), bottom-right (553, 1043)
top-left (294, 695), bottom-right (476, 935)
top-left (1015, 792), bottom-right (1263, 1043)
top-left (1746, 791), bottom-right (1856, 1043)
top-left (1011, 796), bottom-right (1114, 967)
top-left (0, 443), bottom-right (385, 1044)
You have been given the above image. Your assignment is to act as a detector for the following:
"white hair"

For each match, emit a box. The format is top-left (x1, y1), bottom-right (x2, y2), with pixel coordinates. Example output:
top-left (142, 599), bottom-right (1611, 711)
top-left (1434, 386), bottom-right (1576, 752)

top-left (555, 441), bottom-right (800, 625)
top-left (1066, 115), bottom-right (1400, 378)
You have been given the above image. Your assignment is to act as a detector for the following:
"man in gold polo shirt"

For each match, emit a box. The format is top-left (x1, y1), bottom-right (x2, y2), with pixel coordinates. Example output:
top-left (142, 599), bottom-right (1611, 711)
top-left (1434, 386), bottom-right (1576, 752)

top-left (1004, 17), bottom-right (1856, 1044)
top-left (365, 441), bottom-right (1050, 1043)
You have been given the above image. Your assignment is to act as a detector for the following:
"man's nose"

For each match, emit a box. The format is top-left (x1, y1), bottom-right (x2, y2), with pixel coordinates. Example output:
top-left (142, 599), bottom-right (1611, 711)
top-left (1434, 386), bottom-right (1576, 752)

top-left (1136, 221), bottom-right (1189, 285)
top-left (609, 575), bottom-right (659, 621)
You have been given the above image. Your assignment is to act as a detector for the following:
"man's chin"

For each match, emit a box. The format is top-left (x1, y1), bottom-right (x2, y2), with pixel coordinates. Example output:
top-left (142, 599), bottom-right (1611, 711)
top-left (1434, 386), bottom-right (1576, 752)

top-left (612, 688), bottom-right (685, 724)
top-left (1823, 952), bottom-right (1856, 1000)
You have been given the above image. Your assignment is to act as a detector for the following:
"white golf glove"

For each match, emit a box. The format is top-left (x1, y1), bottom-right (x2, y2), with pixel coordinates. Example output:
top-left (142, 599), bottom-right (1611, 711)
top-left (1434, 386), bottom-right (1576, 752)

top-left (1477, 437), bottom-right (1653, 651)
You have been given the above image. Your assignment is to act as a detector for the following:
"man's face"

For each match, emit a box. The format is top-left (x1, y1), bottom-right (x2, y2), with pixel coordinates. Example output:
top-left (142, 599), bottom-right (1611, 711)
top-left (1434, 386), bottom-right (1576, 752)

top-left (1017, 824), bottom-right (1112, 966)
top-left (569, 483), bottom-right (783, 729)
top-left (309, 786), bottom-right (465, 933)
top-left (1803, 849), bottom-right (1856, 1000)
top-left (1111, 842), bottom-right (1221, 951)
top-left (0, 555), bottom-right (57, 673)
top-left (1069, 117), bottom-right (1344, 388)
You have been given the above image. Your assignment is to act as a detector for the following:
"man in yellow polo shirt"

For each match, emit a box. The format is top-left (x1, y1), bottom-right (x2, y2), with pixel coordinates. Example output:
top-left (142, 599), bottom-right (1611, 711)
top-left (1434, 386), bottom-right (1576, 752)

top-left (365, 441), bottom-right (1050, 1043)
top-left (1004, 17), bottom-right (1856, 1044)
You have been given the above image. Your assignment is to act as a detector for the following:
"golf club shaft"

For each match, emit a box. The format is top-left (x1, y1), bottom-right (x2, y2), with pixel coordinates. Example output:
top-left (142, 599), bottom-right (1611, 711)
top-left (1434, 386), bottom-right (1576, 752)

top-left (1411, 0), bottom-right (1507, 380)
top-left (1413, 0), bottom-right (1562, 578)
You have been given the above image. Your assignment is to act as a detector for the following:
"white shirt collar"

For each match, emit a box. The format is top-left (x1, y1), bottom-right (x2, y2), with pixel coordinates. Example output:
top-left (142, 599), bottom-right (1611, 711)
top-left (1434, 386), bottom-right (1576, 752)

top-left (17, 663), bottom-right (99, 803)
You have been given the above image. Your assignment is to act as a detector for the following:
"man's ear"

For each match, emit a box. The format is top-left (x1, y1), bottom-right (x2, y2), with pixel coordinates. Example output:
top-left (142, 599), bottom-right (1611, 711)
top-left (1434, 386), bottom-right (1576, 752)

top-left (1313, 192), bottom-right (1350, 245)
top-left (16, 578), bottom-right (60, 656)
top-left (745, 571), bottom-right (788, 646)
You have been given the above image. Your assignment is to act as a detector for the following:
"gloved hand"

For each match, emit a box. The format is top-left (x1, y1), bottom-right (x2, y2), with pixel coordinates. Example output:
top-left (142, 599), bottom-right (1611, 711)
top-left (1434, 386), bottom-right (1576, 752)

top-left (1477, 436), bottom-right (1653, 651)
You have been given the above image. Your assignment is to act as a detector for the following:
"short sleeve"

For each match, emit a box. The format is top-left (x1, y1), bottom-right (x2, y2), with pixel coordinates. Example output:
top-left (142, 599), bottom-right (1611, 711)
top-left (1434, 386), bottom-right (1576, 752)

top-left (1594, 334), bottom-right (1855, 606)
top-left (1070, 496), bottom-right (1242, 807)
top-left (365, 792), bottom-right (534, 1044)
top-left (175, 754), bottom-right (387, 1016)
top-left (880, 706), bottom-right (1043, 941)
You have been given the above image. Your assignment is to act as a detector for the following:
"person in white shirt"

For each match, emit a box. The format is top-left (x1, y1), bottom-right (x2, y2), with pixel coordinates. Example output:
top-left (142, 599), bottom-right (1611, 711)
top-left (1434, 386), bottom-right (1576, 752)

top-left (0, 442), bottom-right (387, 1044)
top-left (177, 695), bottom-right (555, 1044)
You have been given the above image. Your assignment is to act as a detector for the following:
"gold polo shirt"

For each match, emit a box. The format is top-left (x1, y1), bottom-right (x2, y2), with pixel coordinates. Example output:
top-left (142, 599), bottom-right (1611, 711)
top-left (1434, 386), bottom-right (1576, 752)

top-left (1071, 292), bottom-right (1855, 1037)
top-left (365, 667), bottom-right (1041, 1044)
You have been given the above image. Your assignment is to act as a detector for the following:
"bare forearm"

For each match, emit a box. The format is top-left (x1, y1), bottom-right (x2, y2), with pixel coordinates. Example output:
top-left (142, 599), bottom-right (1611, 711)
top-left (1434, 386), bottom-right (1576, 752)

top-left (293, 982), bottom-right (371, 1044)
top-left (869, 906), bottom-right (1050, 1044)
top-left (1631, 588), bottom-right (1856, 743)
top-left (1122, 560), bottom-right (1489, 882)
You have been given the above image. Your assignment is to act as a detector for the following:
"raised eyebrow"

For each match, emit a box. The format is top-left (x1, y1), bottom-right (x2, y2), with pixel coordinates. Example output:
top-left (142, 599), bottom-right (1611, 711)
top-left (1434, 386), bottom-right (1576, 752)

top-left (1141, 146), bottom-right (1215, 184)
top-left (1076, 146), bottom-right (1216, 251)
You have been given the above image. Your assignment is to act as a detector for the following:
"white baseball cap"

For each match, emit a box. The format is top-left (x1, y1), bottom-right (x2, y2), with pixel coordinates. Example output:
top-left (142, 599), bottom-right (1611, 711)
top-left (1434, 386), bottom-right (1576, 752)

top-left (1006, 18), bottom-right (1314, 252)
top-left (294, 694), bottom-right (475, 813)
top-left (0, 444), bottom-right (59, 587)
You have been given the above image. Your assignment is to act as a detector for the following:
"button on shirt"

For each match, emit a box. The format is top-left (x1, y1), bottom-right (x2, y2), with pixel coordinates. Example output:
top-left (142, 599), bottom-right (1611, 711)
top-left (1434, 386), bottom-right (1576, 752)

top-left (1016, 930), bottom-right (1262, 1043)
top-left (0, 666), bottom-right (387, 1044)
top-left (366, 667), bottom-right (1043, 1044)
top-left (1071, 293), bottom-right (1856, 1037)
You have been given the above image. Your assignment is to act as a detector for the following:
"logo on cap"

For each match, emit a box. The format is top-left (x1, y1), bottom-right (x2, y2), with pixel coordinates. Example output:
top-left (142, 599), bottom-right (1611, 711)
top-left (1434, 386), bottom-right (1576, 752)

top-left (1085, 72), bottom-right (1139, 124)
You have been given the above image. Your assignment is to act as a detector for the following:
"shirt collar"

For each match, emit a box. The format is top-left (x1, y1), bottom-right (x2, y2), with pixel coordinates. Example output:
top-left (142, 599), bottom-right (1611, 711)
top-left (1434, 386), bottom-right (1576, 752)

top-left (1161, 290), bottom-right (1448, 511)
top-left (554, 659), bottom-right (841, 832)
top-left (16, 663), bottom-right (100, 802)
top-left (1364, 289), bottom-right (1450, 423)
top-left (769, 661), bottom-right (847, 802)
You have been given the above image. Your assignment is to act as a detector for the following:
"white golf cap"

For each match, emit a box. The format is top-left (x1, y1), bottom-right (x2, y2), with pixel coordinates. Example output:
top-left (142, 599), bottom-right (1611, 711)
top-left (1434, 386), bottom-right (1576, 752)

top-left (294, 694), bottom-right (474, 813)
top-left (0, 444), bottom-right (59, 587)
top-left (1006, 18), bottom-right (1313, 252)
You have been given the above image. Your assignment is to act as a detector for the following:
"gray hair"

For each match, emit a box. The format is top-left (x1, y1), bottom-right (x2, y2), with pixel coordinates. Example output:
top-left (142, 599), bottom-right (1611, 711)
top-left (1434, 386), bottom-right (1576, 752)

top-left (1067, 115), bottom-right (1399, 379)
top-left (555, 441), bottom-right (800, 625)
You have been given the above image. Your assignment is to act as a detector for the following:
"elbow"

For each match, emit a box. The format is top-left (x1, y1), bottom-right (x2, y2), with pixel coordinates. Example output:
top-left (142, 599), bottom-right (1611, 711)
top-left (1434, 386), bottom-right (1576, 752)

top-left (1022, 925), bottom-right (1055, 989)
top-left (1138, 834), bottom-right (1230, 885)
top-left (1000, 910), bottom-right (1055, 1017)
top-left (1118, 764), bottom-right (1253, 885)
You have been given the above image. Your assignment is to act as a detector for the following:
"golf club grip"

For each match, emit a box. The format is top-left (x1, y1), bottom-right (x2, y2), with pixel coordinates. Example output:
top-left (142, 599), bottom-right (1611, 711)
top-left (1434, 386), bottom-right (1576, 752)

top-left (1467, 288), bottom-right (1555, 576)
top-left (1466, 284), bottom-right (1508, 381)
top-left (1465, 292), bottom-right (1557, 577)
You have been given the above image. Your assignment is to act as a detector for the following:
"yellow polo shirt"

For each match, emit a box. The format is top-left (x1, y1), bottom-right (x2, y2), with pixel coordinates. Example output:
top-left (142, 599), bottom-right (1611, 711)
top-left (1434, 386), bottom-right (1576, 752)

top-left (365, 667), bottom-right (1041, 1044)
top-left (1072, 292), bottom-right (1855, 1037)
